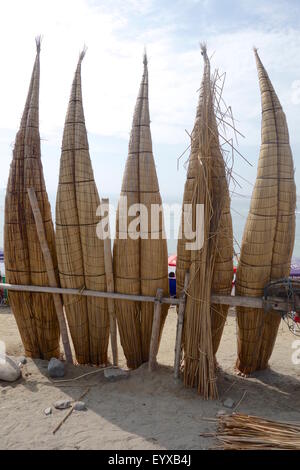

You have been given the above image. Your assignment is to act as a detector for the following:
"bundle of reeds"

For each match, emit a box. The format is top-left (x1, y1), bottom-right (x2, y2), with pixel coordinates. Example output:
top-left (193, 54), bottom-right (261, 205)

top-left (235, 49), bottom-right (296, 375)
top-left (181, 45), bottom-right (232, 398)
top-left (113, 54), bottom-right (169, 369)
top-left (4, 38), bottom-right (60, 359)
top-left (214, 413), bottom-right (300, 450)
top-left (207, 73), bottom-right (233, 355)
top-left (56, 50), bottom-right (109, 365)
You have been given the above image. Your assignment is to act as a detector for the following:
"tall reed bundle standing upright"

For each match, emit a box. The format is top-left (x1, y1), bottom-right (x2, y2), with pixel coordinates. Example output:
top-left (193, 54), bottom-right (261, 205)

top-left (113, 54), bottom-right (169, 369)
top-left (235, 49), bottom-right (296, 375)
top-left (180, 45), bottom-right (233, 398)
top-left (56, 50), bottom-right (109, 365)
top-left (4, 38), bottom-right (60, 359)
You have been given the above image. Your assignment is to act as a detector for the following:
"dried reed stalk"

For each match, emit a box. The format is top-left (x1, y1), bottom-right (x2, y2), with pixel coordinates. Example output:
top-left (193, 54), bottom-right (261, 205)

top-left (177, 54), bottom-right (233, 359)
top-left (113, 54), bottom-right (169, 368)
top-left (4, 38), bottom-right (60, 359)
top-left (215, 413), bottom-right (300, 450)
top-left (235, 49), bottom-right (296, 374)
top-left (209, 78), bottom-right (233, 355)
top-left (182, 45), bottom-right (232, 398)
top-left (56, 50), bottom-right (109, 365)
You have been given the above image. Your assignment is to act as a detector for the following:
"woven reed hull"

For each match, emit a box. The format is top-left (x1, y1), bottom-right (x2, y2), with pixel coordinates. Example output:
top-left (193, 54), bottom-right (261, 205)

top-left (177, 49), bottom-right (233, 360)
top-left (183, 203), bottom-right (216, 397)
top-left (4, 40), bottom-right (60, 359)
top-left (56, 53), bottom-right (109, 365)
top-left (176, 82), bottom-right (203, 295)
top-left (140, 237), bottom-right (169, 361)
top-left (181, 47), bottom-right (231, 398)
top-left (210, 136), bottom-right (233, 355)
top-left (113, 55), bottom-right (168, 369)
top-left (236, 50), bottom-right (296, 374)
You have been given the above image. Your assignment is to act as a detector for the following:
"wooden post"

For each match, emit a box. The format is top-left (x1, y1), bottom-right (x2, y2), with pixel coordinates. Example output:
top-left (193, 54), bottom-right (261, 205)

top-left (174, 272), bottom-right (189, 379)
top-left (27, 188), bottom-right (73, 364)
top-left (101, 198), bottom-right (118, 366)
top-left (148, 288), bottom-right (164, 371)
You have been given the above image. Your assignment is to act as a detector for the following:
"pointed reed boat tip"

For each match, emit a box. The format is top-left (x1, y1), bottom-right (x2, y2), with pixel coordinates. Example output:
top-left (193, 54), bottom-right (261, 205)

top-left (200, 42), bottom-right (207, 56)
top-left (35, 35), bottom-right (42, 54)
top-left (143, 48), bottom-right (148, 66)
top-left (79, 45), bottom-right (87, 63)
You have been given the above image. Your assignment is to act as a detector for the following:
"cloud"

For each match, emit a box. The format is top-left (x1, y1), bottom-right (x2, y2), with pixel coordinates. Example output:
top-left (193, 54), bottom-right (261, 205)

top-left (0, 0), bottom-right (299, 197)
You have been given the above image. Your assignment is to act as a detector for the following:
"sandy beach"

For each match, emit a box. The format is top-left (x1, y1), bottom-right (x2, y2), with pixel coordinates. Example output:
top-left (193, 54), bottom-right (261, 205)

top-left (0, 306), bottom-right (299, 450)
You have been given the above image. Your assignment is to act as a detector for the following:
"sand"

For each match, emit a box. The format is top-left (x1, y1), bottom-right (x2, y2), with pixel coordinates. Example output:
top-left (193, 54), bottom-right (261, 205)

top-left (0, 305), bottom-right (300, 450)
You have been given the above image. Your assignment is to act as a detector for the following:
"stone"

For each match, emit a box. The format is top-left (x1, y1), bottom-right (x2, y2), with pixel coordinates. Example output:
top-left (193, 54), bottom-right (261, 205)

top-left (48, 358), bottom-right (65, 378)
top-left (17, 356), bottom-right (27, 365)
top-left (217, 410), bottom-right (227, 416)
top-left (0, 356), bottom-right (21, 382)
top-left (74, 401), bottom-right (86, 411)
top-left (104, 367), bottom-right (129, 381)
top-left (223, 398), bottom-right (235, 409)
top-left (44, 407), bottom-right (52, 416)
top-left (54, 399), bottom-right (71, 410)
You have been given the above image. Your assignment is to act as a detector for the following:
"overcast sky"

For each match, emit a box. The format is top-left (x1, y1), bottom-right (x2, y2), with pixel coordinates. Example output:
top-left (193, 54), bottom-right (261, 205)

top-left (0, 0), bottom-right (299, 202)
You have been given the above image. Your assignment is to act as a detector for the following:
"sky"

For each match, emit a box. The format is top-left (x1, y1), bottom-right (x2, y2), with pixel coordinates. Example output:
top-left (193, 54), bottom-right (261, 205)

top-left (0, 0), bottom-right (299, 204)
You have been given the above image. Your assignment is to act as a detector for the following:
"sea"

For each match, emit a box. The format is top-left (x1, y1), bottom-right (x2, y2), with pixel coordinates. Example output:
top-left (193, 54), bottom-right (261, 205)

top-left (0, 189), bottom-right (299, 276)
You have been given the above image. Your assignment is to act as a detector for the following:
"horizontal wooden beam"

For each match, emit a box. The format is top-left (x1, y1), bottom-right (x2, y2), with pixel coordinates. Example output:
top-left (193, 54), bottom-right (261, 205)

top-left (0, 282), bottom-right (181, 305)
top-left (211, 293), bottom-right (263, 309)
top-left (211, 293), bottom-right (290, 312)
top-left (0, 282), bottom-right (289, 311)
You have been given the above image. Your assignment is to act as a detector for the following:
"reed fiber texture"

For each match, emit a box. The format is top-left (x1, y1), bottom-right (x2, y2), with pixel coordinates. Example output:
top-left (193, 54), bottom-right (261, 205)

top-left (56, 51), bottom-right (109, 365)
top-left (214, 413), bottom-right (300, 450)
top-left (113, 54), bottom-right (169, 369)
top-left (182, 45), bottom-right (232, 398)
top-left (4, 38), bottom-right (60, 359)
top-left (235, 49), bottom-right (296, 375)
top-left (177, 46), bottom-right (233, 366)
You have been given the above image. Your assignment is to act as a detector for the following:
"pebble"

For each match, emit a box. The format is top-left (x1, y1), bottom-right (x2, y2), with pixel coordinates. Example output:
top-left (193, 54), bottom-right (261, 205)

top-left (0, 356), bottom-right (21, 382)
top-left (74, 401), bottom-right (86, 411)
top-left (223, 398), bottom-right (235, 409)
top-left (44, 407), bottom-right (52, 416)
top-left (54, 399), bottom-right (71, 410)
top-left (104, 367), bottom-right (129, 381)
top-left (17, 356), bottom-right (27, 366)
top-left (217, 410), bottom-right (227, 416)
top-left (48, 358), bottom-right (65, 378)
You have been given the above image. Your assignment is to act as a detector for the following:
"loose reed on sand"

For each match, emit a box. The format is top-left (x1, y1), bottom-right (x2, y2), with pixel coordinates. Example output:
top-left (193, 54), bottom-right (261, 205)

top-left (4, 38), bottom-right (60, 359)
top-left (180, 45), bottom-right (233, 398)
top-left (214, 413), bottom-right (300, 450)
top-left (235, 49), bottom-right (296, 375)
top-left (56, 50), bottom-right (109, 365)
top-left (113, 53), bottom-right (169, 369)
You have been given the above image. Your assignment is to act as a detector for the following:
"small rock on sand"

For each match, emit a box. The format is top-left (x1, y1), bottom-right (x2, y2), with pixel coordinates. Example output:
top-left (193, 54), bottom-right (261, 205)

top-left (44, 407), bottom-right (52, 416)
top-left (223, 398), bottom-right (235, 409)
top-left (74, 401), bottom-right (86, 411)
top-left (104, 368), bottom-right (129, 381)
top-left (0, 356), bottom-right (21, 382)
top-left (17, 356), bottom-right (27, 366)
top-left (48, 358), bottom-right (65, 378)
top-left (54, 400), bottom-right (71, 410)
